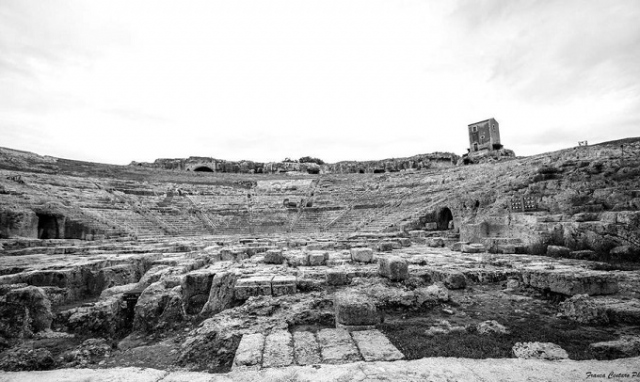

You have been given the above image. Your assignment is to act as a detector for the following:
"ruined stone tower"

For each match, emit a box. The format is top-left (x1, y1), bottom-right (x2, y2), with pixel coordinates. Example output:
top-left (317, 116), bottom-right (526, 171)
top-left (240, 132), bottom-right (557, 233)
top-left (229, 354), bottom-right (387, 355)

top-left (468, 118), bottom-right (500, 153)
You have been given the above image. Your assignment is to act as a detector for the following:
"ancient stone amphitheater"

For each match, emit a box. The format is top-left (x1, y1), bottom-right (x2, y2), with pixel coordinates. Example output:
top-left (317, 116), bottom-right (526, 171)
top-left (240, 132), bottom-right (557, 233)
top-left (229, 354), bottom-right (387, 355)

top-left (1, 138), bottom-right (639, 381)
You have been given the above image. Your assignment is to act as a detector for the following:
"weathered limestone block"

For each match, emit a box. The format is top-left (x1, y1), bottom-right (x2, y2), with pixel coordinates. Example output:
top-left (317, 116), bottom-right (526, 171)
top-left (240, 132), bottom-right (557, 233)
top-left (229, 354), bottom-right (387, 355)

top-left (378, 256), bottom-right (408, 281)
top-left (64, 296), bottom-right (125, 337)
top-left (351, 330), bottom-right (404, 361)
top-left (350, 247), bottom-right (373, 263)
top-left (133, 281), bottom-right (185, 332)
top-left (559, 294), bottom-right (609, 324)
top-left (610, 245), bottom-right (638, 261)
top-left (439, 270), bottom-right (467, 290)
top-left (415, 283), bottom-right (449, 305)
top-left (317, 329), bottom-right (362, 364)
top-left (377, 242), bottom-right (394, 252)
top-left (271, 276), bottom-right (296, 296)
top-left (512, 342), bottom-right (568, 360)
top-left (476, 320), bottom-right (510, 335)
top-left (284, 252), bottom-right (309, 267)
top-left (462, 243), bottom-right (485, 253)
top-left (569, 250), bottom-right (598, 261)
top-left (2, 286), bottom-right (52, 336)
top-left (264, 250), bottom-right (284, 264)
top-left (547, 245), bottom-right (570, 257)
top-left (326, 270), bottom-right (350, 286)
top-left (398, 238), bottom-right (412, 247)
top-left (262, 330), bottom-right (294, 368)
top-left (390, 241), bottom-right (403, 250)
top-left (201, 271), bottom-right (239, 315)
top-left (26, 269), bottom-right (86, 301)
top-left (100, 283), bottom-right (138, 299)
top-left (136, 265), bottom-right (172, 290)
top-left (408, 230), bottom-right (425, 238)
top-left (559, 294), bottom-right (640, 324)
top-left (411, 237), bottom-right (427, 245)
top-left (426, 237), bottom-right (445, 248)
top-left (232, 333), bottom-right (265, 369)
top-left (451, 241), bottom-right (470, 251)
top-left (293, 331), bottom-right (321, 365)
top-left (234, 276), bottom-right (273, 300)
top-left (326, 252), bottom-right (351, 266)
top-left (307, 251), bottom-right (328, 266)
top-left (589, 336), bottom-right (640, 358)
top-left (335, 291), bottom-right (381, 328)
top-left (497, 244), bottom-right (517, 254)
top-left (182, 269), bottom-right (216, 315)
top-left (522, 270), bottom-right (618, 296)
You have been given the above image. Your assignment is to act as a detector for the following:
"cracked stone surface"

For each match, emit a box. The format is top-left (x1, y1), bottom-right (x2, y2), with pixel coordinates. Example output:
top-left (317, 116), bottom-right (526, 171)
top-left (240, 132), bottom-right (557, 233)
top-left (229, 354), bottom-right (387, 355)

top-left (2, 356), bottom-right (640, 382)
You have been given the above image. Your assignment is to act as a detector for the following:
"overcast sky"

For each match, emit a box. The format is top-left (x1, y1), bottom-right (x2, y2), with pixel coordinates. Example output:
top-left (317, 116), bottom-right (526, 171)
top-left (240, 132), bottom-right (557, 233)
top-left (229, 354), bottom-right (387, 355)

top-left (1, 0), bottom-right (639, 165)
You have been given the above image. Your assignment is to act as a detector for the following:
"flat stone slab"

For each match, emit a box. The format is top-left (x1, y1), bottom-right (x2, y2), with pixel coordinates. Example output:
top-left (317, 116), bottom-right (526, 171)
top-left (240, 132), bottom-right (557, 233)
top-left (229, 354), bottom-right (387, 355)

top-left (271, 275), bottom-right (296, 296)
top-left (293, 331), bottom-right (321, 365)
top-left (317, 328), bottom-right (362, 364)
top-left (262, 330), bottom-right (294, 368)
top-left (351, 330), bottom-right (404, 362)
top-left (232, 333), bottom-right (265, 369)
top-left (7, 356), bottom-right (640, 382)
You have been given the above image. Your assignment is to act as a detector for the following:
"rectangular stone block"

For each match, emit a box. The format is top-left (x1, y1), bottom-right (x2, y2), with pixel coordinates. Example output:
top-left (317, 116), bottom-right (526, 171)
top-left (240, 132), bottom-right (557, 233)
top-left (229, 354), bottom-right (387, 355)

top-left (350, 247), bottom-right (373, 263)
top-left (271, 275), bottom-right (296, 296)
top-left (233, 333), bottom-right (265, 369)
top-left (234, 276), bottom-right (273, 299)
top-left (317, 329), bottom-right (362, 364)
top-left (351, 330), bottom-right (404, 362)
top-left (262, 330), bottom-right (293, 368)
top-left (307, 251), bottom-right (327, 266)
top-left (293, 331), bottom-right (321, 365)
top-left (326, 270), bottom-right (349, 286)
top-left (378, 256), bottom-right (409, 281)
top-left (284, 253), bottom-right (309, 267)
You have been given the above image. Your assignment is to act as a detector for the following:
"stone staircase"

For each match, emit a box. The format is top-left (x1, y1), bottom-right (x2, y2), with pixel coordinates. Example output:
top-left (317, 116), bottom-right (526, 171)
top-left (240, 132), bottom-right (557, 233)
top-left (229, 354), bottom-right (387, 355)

top-left (232, 328), bottom-right (403, 370)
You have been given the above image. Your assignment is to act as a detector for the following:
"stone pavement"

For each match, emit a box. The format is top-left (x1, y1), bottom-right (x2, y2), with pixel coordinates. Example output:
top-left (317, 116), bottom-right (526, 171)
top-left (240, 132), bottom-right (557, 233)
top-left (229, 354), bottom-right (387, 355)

top-left (2, 356), bottom-right (639, 382)
top-left (232, 329), bottom-right (403, 369)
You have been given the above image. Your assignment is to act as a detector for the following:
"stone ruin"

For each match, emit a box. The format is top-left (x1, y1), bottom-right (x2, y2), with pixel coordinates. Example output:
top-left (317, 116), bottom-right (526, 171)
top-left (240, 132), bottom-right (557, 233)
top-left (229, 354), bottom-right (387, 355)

top-left (0, 137), bottom-right (639, 373)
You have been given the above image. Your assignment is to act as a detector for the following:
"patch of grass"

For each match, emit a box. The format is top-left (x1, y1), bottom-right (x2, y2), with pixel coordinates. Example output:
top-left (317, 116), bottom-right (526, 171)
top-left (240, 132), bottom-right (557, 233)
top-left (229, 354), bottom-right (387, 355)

top-left (379, 315), bottom-right (618, 360)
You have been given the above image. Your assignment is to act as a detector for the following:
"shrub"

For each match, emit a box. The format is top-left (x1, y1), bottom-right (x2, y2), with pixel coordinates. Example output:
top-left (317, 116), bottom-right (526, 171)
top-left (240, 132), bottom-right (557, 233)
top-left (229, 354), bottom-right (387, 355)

top-left (298, 156), bottom-right (325, 165)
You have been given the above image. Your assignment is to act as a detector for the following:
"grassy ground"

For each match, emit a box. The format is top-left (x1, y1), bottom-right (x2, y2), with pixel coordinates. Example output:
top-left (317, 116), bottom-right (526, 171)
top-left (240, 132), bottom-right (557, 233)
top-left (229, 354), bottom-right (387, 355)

top-left (379, 284), bottom-right (629, 360)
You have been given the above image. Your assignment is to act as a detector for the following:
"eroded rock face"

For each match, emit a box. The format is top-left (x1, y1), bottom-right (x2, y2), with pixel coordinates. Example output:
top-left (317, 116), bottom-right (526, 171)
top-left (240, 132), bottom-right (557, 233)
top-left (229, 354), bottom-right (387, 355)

top-left (62, 296), bottom-right (126, 337)
top-left (133, 281), bottom-right (185, 332)
top-left (521, 270), bottom-right (618, 296)
top-left (200, 271), bottom-right (239, 316)
top-left (559, 295), bottom-right (640, 324)
top-left (3, 285), bottom-right (53, 335)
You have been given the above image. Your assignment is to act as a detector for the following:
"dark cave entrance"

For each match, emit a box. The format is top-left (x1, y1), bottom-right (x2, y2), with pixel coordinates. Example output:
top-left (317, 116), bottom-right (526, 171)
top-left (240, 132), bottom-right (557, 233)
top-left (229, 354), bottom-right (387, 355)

top-left (437, 207), bottom-right (453, 230)
top-left (193, 166), bottom-right (214, 172)
top-left (37, 213), bottom-right (60, 239)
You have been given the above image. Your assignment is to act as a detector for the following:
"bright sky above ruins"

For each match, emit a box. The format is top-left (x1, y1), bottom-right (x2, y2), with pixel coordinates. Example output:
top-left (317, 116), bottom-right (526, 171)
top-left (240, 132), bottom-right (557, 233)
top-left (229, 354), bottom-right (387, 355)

top-left (1, 0), bottom-right (639, 165)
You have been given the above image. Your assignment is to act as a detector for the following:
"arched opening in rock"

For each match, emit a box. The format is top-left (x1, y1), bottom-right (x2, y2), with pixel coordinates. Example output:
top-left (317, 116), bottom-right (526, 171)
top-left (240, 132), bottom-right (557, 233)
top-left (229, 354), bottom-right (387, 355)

top-left (373, 169), bottom-right (385, 174)
top-left (358, 169), bottom-right (365, 174)
top-left (37, 213), bottom-right (59, 239)
top-left (436, 207), bottom-right (454, 230)
top-left (193, 166), bottom-right (214, 172)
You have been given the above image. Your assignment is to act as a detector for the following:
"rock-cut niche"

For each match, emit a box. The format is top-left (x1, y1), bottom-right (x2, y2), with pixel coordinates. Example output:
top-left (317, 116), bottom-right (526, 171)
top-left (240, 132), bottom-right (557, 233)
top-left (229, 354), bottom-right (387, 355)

top-left (193, 166), bottom-right (214, 172)
top-left (437, 207), bottom-right (454, 230)
top-left (36, 213), bottom-right (59, 239)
